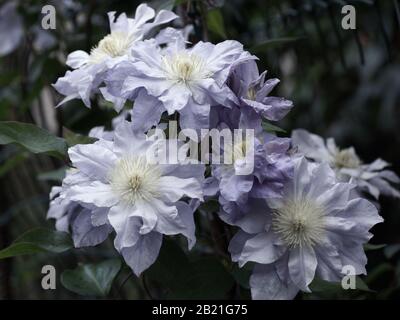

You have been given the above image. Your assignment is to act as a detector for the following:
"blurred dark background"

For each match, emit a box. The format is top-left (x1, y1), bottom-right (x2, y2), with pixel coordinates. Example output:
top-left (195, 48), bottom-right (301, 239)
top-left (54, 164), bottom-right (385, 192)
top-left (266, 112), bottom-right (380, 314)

top-left (0, 0), bottom-right (399, 299)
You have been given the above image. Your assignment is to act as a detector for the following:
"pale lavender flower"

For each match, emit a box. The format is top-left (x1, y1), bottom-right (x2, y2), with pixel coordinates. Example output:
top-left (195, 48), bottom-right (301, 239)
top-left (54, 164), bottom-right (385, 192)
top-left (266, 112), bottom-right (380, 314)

top-left (228, 157), bottom-right (383, 299)
top-left (53, 3), bottom-right (178, 110)
top-left (63, 121), bottom-right (204, 274)
top-left (205, 105), bottom-right (293, 219)
top-left (47, 169), bottom-right (112, 247)
top-left (292, 129), bottom-right (400, 199)
top-left (107, 38), bottom-right (255, 129)
top-left (229, 60), bottom-right (293, 121)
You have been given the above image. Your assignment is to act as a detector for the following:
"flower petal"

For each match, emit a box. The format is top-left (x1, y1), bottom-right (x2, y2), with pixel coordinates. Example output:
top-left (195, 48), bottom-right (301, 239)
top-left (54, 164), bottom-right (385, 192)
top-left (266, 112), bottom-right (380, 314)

top-left (250, 263), bottom-right (299, 300)
top-left (69, 182), bottom-right (119, 208)
top-left (72, 208), bottom-right (112, 247)
top-left (288, 246), bottom-right (317, 292)
top-left (66, 50), bottom-right (90, 69)
top-left (158, 176), bottom-right (203, 202)
top-left (121, 231), bottom-right (163, 276)
top-left (68, 143), bottom-right (118, 182)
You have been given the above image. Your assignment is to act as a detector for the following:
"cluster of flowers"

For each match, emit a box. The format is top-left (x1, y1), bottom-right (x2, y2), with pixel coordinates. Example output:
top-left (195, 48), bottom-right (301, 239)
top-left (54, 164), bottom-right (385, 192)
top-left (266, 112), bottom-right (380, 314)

top-left (49, 4), bottom-right (399, 299)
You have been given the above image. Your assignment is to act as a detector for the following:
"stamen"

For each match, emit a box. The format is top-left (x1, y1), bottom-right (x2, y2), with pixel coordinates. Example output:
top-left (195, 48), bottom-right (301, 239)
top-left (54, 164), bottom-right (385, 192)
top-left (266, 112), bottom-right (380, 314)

top-left (110, 155), bottom-right (161, 205)
top-left (89, 32), bottom-right (133, 64)
top-left (332, 148), bottom-right (361, 169)
top-left (272, 198), bottom-right (326, 248)
top-left (162, 52), bottom-right (212, 84)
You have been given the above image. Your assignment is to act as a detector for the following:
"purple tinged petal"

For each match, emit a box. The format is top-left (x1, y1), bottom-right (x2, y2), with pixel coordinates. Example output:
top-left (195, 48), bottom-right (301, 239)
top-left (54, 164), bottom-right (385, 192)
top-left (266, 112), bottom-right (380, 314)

top-left (256, 78), bottom-right (280, 100)
top-left (261, 97), bottom-right (293, 120)
top-left (132, 91), bottom-right (165, 131)
top-left (330, 198), bottom-right (383, 232)
top-left (69, 182), bottom-right (119, 208)
top-left (220, 173), bottom-right (254, 202)
top-left (219, 198), bottom-right (271, 234)
top-left (121, 231), bottom-right (163, 276)
top-left (66, 50), bottom-right (90, 69)
top-left (315, 243), bottom-right (343, 282)
top-left (158, 83), bottom-right (192, 112)
top-left (132, 4), bottom-right (156, 27)
top-left (68, 143), bottom-right (118, 182)
top-left (288, 246), bottom-right (318, 292)
top-left (250, 263), bottom-right (299, 300)
top-left (142, 10), bottom-right (179, 35)
top-left (158, 176), bottom-right (203, 203)
top-left (179, 101), bottom-right (210, 130)
top-left (315, 182), bottom-right (353, 212)
top-left (175, 201), bottom-right (197, 249)
top-left (100, 87), bottom-right (126, 112)
top-left (90, 207), bottom-right (110, 227)
top-left (112, 121), bottom-right (153, 156)
top-left (72, 208), bottom-right (112, 247)
top-left (234, 231), bottom-right (285, 266)
top-left (291, 129), bottom-right (332, 162)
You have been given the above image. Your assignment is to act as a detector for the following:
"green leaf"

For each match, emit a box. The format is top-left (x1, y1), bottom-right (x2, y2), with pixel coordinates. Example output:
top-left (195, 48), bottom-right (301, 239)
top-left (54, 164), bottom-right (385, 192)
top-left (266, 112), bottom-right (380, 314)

top-left (309, 278), bottom-right (343, 294)
top-left (364, 243), bottom-right (386, 251)
top-left (355, 277), bottom-right (375, 293)
top-left (170, 257), bottom-right (235, 299)
top-left (63, 127), bottom-right (97, 147)
top-left (309, 276), bottom-right (374, 294)
top-left (384, 244), bottom-right (400, 259)
top-left (0, 121), bottom-right (67, 158)
top-left (146, 239), bottom-right (192, 292)
top-left (262, 121), bottom-right (287, 133)
top-left (37, 167), bottom-right (66, 182)
top-left (250, 37), bottom-right (305, 53)
top-left (364, 263), bottom-right (394, 290)
top-left (0, 228), bottom-right (73, 259)
top-left (207, 9), bottom-right (227, 39)
top-left (61, 259), bottom-right (122, 297)
top-left (0, 151), bottom-right (28, 178)
top-left (190, 258), bottom-right (234, 299)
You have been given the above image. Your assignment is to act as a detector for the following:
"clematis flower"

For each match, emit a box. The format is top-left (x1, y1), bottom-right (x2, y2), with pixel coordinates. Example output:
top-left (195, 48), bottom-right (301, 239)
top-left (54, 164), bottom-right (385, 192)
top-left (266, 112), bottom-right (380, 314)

top-left (228, 157), bottom-right (383, 299)
top-left (107, 37), bottom-right (255, 129)
top-left (204, 105), bottom-right (293, 220)
top-left (229, 60), bottom-right (293, 121)
top-left (63, 121), bottom-right (204, 275)
top-left (292, 129), bottom-right (400, 199)
top-left (53, 3), bottom-right (178, 110)
top-left (47, 169), bottom-right (112, 248)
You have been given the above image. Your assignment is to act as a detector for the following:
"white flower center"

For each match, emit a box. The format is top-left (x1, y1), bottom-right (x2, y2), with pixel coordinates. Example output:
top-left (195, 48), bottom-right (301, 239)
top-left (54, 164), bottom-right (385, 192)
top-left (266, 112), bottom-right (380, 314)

top-left (247, 87), bottom-right (257, 101)
top-left (89, 32), bottom-right (133, 64)
top-left (110, 155), bottom-right (161, 205)
top-left (230, 139), bottom-right (251, 163)
top-left (162, 52), bottom-right (211, 84)
top-left (332, 148), bottom-right (361, 169)
top-left (272, 198), bottom-right (326, 248)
